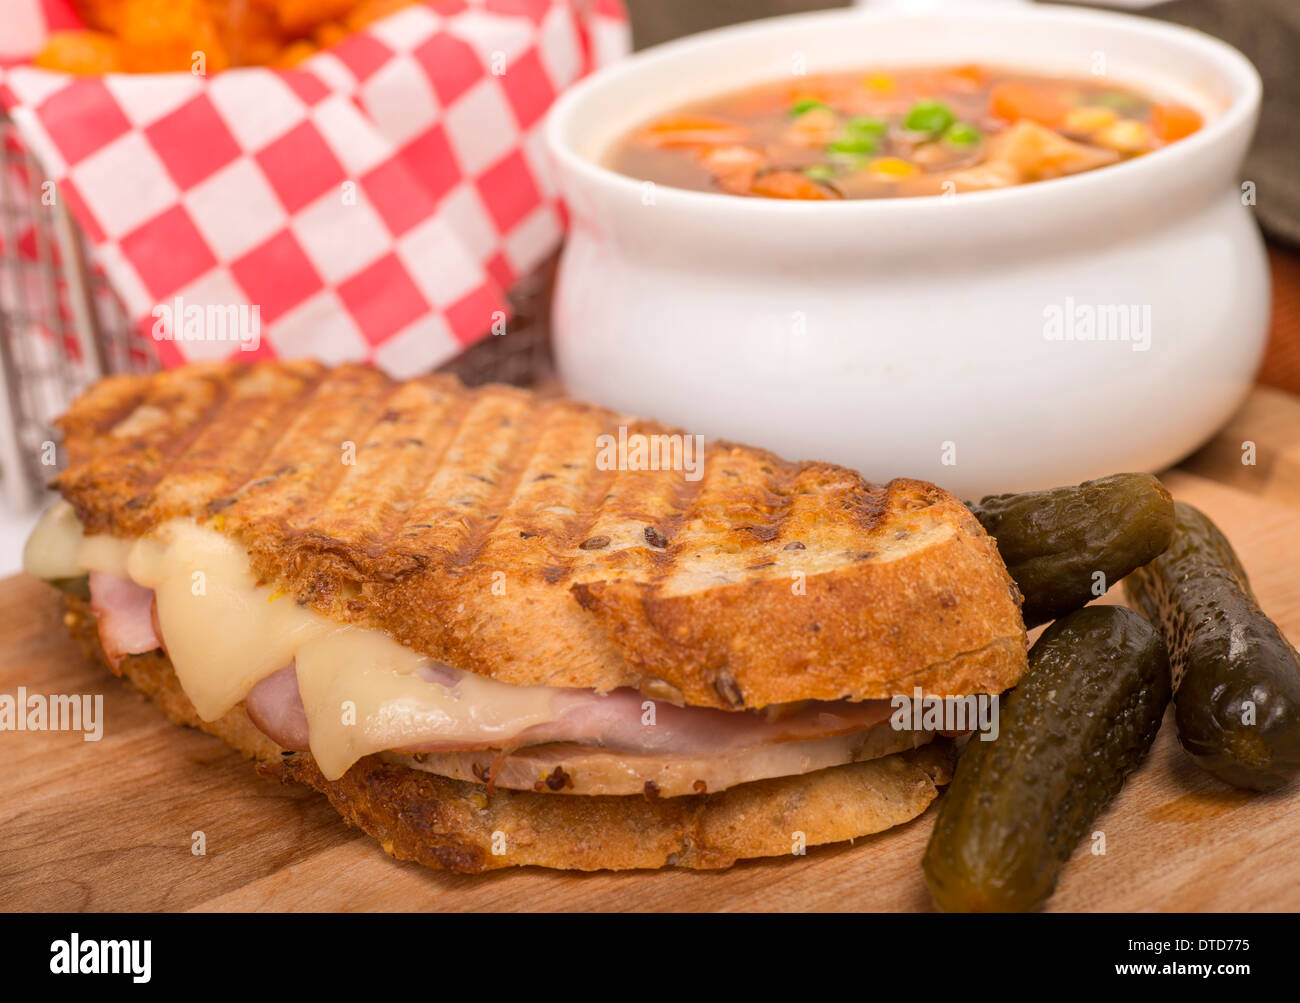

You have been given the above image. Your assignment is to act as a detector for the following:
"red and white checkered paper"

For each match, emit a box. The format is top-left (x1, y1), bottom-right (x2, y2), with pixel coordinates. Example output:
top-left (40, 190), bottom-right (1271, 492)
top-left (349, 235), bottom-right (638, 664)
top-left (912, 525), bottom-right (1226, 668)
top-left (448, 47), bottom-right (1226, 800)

top-left (0, 0), bottom-right (628, 376)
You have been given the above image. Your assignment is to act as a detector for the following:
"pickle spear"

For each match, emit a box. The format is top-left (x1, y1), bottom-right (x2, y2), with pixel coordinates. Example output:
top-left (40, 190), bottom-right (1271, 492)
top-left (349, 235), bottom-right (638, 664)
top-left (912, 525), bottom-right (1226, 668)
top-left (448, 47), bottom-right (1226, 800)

top-left (969, 473), bottom-right (1175, 627)
top-left (923, 605), bottom-right (1170, 913)
top-left (1125, 502), bottom-right (1300, 792)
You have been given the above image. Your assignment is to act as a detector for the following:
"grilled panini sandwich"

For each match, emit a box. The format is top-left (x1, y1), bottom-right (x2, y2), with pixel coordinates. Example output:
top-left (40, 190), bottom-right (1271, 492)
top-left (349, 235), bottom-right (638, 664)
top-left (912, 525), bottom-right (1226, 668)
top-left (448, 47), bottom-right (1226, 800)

top-left (25, 361), bottom-right (1027, 872)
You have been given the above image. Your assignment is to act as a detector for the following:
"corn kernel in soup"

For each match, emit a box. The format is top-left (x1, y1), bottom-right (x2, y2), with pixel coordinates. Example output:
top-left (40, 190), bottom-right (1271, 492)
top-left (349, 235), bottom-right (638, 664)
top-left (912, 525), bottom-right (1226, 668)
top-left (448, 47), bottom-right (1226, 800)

top-left (607, 66), bottom-right (1203, 200)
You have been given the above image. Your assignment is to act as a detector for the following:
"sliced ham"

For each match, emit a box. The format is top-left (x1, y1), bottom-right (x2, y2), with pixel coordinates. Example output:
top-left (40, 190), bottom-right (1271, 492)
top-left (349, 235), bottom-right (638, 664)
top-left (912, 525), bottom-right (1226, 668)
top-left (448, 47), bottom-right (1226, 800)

top-left (246, 655), bottom-right (894, 759)
top-left (461, 684), bottom-right (896, 757)
top-left (394, 726), bottom-right (931, 797)
top-left (88, 571), bottom-right (162, 671)
top-left (88, 571), bottom-right (897, 767)
top-left (244, 664), bottom-right (310, 750)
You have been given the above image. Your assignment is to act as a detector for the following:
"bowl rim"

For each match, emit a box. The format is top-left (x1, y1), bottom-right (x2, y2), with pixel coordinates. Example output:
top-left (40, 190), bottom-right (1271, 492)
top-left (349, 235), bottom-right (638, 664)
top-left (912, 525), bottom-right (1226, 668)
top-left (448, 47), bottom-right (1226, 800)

top-left (544, 3), bottom-right (1263, 219)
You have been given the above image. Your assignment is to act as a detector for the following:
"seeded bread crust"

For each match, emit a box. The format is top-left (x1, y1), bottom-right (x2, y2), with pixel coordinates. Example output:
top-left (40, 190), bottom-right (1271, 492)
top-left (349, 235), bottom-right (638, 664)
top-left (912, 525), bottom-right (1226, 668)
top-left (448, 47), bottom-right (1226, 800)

top-left (54, 361), bottom-right (1027, 709)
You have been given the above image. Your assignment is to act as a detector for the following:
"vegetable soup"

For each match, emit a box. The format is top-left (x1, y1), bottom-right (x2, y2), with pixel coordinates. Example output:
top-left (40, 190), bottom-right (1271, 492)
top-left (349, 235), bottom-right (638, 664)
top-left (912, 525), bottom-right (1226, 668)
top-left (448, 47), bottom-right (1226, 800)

top-left (607, 66), bottom-right (1204, 200)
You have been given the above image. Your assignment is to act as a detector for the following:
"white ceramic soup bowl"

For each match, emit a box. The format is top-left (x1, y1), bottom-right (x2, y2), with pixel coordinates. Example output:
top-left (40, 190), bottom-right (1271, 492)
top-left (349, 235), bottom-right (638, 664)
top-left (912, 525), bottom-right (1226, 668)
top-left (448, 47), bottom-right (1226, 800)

top-left (544, 2), bottom-right (1266, 497)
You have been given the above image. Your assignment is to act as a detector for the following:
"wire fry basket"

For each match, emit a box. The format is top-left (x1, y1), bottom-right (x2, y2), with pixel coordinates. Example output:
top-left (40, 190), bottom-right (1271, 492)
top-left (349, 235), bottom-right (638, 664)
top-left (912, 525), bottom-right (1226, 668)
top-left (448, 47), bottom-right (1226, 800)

top-left (0, 112), bottom-right (554, 513)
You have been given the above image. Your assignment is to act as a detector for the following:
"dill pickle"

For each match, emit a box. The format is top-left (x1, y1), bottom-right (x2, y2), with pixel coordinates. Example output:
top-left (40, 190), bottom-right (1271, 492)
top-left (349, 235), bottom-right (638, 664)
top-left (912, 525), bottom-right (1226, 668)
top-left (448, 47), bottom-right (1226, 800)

top-left (1125, 502), bottom-right (1300, 792)
top-left (923, 605), bottom-right (1170, 913)
top-left (969, 473), bottom-right (1175, 627)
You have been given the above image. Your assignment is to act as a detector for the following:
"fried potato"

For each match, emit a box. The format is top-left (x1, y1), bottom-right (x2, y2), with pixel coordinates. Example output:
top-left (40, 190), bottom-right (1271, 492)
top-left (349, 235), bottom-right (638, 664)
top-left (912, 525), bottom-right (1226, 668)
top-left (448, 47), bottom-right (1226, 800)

top-left (37, 0), bottom-right (415, 72)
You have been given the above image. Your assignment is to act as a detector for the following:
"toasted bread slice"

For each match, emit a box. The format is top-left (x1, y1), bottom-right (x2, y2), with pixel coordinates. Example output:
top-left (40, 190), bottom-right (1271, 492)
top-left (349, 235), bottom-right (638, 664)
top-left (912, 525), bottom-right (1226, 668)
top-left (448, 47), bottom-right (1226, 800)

top-left (63, 595), bottom-right (954, 872)
top-left (53, 361), bottom-right (1025, 708)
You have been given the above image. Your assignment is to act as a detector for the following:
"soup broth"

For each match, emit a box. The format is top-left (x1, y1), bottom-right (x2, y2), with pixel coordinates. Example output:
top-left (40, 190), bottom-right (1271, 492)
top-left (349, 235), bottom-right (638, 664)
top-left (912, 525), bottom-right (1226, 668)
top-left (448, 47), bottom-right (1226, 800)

top-left (607, 66), bottom-right (1203, 200)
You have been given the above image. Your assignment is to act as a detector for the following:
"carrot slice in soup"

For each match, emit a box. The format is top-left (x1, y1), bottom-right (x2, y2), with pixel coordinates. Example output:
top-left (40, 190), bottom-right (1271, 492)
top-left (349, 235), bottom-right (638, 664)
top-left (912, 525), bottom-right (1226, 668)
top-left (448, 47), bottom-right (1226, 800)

top-left (750, 171), bottom-right (837, 200)
top-left (637, 115), bottom-right (751, 148)
top-left (989, 82), bottom-right (1070, 128)
top-left (944, 64), bottom-right (988, 92)
top-left (1150, 103), bottom-right (1202, 143)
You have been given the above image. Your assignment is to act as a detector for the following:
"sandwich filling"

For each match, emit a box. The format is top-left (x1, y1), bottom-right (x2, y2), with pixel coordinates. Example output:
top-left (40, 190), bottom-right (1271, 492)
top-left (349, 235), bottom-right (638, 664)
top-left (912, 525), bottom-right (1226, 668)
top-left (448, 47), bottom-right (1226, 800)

top-left (27, 501), bottom-right (928, 795)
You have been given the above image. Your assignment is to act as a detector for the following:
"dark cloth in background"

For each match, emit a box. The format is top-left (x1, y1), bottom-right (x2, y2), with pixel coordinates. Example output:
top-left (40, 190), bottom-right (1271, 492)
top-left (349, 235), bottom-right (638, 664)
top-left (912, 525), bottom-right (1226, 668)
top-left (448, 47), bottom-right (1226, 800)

top-left (624, 0), bottom-right (1299, 247)
top-left (1136, 1), bottom-right (1299, 249)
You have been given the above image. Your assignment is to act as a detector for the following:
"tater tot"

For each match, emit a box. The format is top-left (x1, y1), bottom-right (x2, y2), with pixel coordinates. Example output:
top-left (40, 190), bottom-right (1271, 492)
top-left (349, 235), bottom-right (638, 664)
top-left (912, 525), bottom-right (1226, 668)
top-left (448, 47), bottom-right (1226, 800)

top-left (33, 31), bottom-right (122, 74)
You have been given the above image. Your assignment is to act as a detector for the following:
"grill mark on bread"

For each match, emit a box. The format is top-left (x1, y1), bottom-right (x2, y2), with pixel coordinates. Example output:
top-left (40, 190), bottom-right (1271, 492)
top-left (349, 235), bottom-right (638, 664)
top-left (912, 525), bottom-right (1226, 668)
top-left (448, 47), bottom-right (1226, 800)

top-left (153, 364), bottom-right (322, 516)
top-left (303, 379), bottom-right (468, 570)
top-left (382, 381), bottom-right (516, 568)
top-left (560, 433), bottom-right (624, 579)
top-left (406, 387), bottom-right (535, 569)
top-left (59, 365), bottom-right (231, 532)
top-left (631, 443), bottom-right (710, 593)
top-left (142, 366), bottom-right (241, 499)
top-left (298, 379), bottom-right (409, 549)
top-left (224, 366), bottom-right (391, 532)
top-left (57, 373), bottom-right (149, 446)
top-left (220, 368), bottom-right (409, 603)
top-left (250, 375), bottom-right (408, 599)
top-left (646, 443), bottom-right (793, 592)
top-left (452, 392), bottom-right (560, 570)
top-left (497, 400), bottom-right (623, 580)
top-left (389, 384), bottom-right (478, 554)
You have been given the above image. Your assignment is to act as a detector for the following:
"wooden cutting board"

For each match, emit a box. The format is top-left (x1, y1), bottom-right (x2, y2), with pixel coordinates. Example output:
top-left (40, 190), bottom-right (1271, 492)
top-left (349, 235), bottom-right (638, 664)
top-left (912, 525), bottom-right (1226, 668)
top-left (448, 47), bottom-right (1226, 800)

top-left (2, 388), bottom-right (1299, 913)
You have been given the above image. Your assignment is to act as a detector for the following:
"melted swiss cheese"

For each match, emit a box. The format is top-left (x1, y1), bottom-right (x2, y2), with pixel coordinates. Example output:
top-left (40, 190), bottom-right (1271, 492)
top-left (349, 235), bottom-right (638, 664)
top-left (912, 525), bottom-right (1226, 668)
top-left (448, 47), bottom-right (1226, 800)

top-left (24, 501), bottom-right (561, 779)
